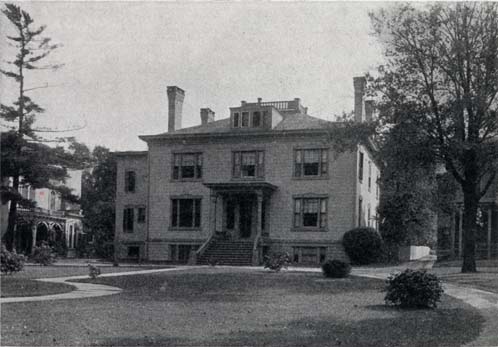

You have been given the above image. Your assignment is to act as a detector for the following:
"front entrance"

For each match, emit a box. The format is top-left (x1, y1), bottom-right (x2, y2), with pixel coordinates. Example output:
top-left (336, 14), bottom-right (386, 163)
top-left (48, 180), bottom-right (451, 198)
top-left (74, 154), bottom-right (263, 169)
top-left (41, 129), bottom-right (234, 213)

top-left (239, 198), bottom-right (253, 239)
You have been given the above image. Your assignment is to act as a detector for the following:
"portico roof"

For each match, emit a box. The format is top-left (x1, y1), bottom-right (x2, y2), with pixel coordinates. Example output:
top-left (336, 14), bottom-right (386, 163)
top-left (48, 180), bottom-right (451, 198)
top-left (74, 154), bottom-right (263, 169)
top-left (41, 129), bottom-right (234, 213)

top-left (203, 182), bottom-right (278, 195)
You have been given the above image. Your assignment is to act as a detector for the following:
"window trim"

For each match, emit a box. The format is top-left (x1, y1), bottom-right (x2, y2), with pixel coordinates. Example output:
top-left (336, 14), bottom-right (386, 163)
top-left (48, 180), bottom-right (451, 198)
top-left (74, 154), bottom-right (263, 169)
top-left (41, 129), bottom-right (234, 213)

top-left (232, 150), bottom-right (265, 179)
top-left (169, 197), bottom-right (202, 230)
top-left (359, 152), bottom-right (364, 182)
top-left (171, 152), bottom-right (203, 181)
top-left (123, 207), bottom-right (135, 233)
top-left (124, 171), bottom-right (136, 193)
top-left (137, 206), bottom-right (146, 224)
top-left (293, 148), bottom-right (329, 179)
top-left (292, 196), bottom-right (328, 231)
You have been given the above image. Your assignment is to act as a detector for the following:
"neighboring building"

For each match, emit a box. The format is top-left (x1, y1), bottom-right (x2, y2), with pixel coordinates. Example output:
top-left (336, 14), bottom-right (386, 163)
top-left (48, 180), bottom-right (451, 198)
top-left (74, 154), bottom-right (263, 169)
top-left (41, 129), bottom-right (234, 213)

top-left (114, 77), bottom-right (380, 265)
top-left (1, 170), bottom-right (84, 257)
top-left (438, 174), bottom-right (498, 260)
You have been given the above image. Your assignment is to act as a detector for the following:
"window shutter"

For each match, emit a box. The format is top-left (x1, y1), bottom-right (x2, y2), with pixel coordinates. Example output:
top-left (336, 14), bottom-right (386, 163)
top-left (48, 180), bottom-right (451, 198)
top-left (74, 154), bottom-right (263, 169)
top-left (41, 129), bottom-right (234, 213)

top-left (321, 149), bottom-right (328, 175)
top-left (294, 150), bottom-right (302, 177)
top-left (233, 152), bottom-right (241, 177)
top-left (257, 151), bottom-right (265, 178)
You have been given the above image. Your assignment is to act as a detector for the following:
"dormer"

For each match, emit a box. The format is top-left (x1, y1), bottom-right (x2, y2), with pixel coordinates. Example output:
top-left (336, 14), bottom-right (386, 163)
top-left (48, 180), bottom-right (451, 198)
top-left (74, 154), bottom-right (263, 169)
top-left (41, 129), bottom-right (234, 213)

top-left (230, 97), bottom-right (306, 130)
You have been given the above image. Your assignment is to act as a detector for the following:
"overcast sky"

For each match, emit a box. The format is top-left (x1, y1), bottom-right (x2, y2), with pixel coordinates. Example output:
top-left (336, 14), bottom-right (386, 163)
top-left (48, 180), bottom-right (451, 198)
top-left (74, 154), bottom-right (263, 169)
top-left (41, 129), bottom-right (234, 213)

top-left (0, 2), bottom-right (389, 151)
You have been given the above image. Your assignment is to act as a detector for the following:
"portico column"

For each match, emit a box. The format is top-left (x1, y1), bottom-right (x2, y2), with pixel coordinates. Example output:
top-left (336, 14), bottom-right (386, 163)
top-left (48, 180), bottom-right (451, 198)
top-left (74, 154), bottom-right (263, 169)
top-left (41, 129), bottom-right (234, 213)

top-left (488, 206), bottom-right (492, 259)
top-left (256, 191), bottom-right (263, 237)
top-left (458, 208), bottom-right (463, 257)
top-left (210, 194), bottom-right (218, 235)
top-left (252, 191), bottom-right (263, 265)
top-left (31, 223), bottom-right (37, 255)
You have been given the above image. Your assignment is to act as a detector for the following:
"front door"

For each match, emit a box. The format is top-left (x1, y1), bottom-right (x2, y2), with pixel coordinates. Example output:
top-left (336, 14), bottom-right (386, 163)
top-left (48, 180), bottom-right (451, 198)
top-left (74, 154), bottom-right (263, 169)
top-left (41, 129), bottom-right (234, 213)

top-left (239, 198), bottom-right (252, 239)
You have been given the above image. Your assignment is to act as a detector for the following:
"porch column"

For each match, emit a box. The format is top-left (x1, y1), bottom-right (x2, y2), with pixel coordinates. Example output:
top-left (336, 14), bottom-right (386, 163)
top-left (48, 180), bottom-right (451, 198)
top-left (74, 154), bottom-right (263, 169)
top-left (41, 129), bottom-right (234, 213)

top-left (488, 206), bottom-right (493, 259)
top-left (256, 191), bottom-right (263, 237)
top-left (450, 209), bottom-right (455, 258)
top-left (458, 208), bottom-right (463, 257)
top-left (252, 191), bottom-right (263, 266)
top-left (210, 194), bottom-right (218, 234)
top-left (31, 223), bottom-right (37, 255)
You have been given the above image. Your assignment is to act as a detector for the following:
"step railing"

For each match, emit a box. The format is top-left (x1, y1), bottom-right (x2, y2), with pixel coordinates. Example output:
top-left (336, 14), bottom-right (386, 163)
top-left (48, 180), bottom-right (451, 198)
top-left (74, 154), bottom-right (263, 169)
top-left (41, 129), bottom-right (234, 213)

top-left (193, 232), bottom-right (217, 264)
top-left (252, 230), bottom-right (262, 266)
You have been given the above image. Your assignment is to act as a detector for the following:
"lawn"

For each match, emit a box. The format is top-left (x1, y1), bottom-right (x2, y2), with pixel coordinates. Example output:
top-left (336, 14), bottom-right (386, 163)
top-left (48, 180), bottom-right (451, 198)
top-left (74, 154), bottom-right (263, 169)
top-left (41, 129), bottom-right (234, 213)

top-left (1, 264), bottom-right (170, 298)
top-left (431, 266), bottom-right (498, 294)
top-left (1, 277), bottom-right (75, 298)
top-left (1, 267), bottom-right (483, 347)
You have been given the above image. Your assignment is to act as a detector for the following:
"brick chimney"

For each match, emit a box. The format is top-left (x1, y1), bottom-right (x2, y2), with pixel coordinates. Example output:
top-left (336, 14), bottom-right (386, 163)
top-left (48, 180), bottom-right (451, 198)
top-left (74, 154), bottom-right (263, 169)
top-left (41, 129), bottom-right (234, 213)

top-left (365, 100), bottom-right (374, 122)
top-left (353, 77), bottom-right (367, 123)
top-left (200, 108), bottom-right (215, 125)
top-left (167, 86), bottom-right (185, 132)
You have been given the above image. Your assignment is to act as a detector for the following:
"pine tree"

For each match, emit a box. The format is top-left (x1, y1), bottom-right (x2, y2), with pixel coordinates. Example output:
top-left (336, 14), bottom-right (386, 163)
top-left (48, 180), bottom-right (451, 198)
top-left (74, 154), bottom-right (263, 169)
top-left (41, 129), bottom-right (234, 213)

top-left (1, 3), bottom-right (89, 251)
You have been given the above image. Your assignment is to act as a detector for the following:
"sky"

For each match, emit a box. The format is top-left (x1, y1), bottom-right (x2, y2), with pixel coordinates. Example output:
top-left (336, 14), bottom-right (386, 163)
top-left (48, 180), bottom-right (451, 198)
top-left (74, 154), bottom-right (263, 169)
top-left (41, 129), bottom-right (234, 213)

top-left (0, 1), bottom-right (389, 151)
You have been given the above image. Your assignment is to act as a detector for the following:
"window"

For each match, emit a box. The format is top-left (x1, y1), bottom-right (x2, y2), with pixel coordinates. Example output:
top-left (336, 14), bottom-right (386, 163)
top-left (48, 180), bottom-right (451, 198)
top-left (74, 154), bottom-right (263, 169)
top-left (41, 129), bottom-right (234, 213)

top-left (358, 197), bottom-right (363, 227)
top-left (137, 207), bottom-right (146, 223)
top-left (171, 198), bottom-right (201, 228)
top-left (125, 171), bottom-right (136, 192)
top-left (376, 175), bottom-right (379, 199)
top-left (241, 112), bottom-right (249, 127)
top-left (128, 246), bottom-right (139, 258)
top-left (294, 149), bottom-right (328, 177)
top-left (367, 204), bottom-right (371, 227)
top-left (233, 113), bottom-right (240, 127)
top-left (233, 151), bottom-right (264, 178)
top-left (359, 152), bottom-right (364, 182)
top-left (169, 244), bottom-right (199, 263)
top-left (173, 153), bottom-right (202, 180)
top-left (50, 191), bottom-right (57, 210)
top-left (293, 198), bottom-right (327, 229)
top-left (123, 208), bottom-right (134, 232)
top-left (253, 111), bottom-right (261, 127)
top-left (368, 161), bottom-right (372, 191)
top-left (293, 247), bottom-right (327, 264)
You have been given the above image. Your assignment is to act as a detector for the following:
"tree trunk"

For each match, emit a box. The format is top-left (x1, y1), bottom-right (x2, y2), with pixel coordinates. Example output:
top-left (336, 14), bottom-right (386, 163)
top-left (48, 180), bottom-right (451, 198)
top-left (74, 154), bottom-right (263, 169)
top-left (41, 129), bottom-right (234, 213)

top-left (461, 184), bottom-right (478, 273)
top-left (6, 174), bottom-right (20, 252)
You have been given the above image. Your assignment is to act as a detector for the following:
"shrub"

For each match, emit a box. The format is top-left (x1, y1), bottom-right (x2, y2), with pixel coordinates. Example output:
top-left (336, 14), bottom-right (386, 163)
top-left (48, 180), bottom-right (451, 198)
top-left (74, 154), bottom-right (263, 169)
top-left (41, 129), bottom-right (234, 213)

top-left (342, 227), bottom-right (384, 265)
top-left (88, 264), bottom-right (101, 279)
top-left (31, 243), bottom-right (56, 266)
top-left (1, 245), bottom-right (25, 274)
top-left (321, 259), bottom-right (351, 278)
top-left (385, 269), bottom-right (444, 309)
top-left (264, 252), bottom-right (291, 272)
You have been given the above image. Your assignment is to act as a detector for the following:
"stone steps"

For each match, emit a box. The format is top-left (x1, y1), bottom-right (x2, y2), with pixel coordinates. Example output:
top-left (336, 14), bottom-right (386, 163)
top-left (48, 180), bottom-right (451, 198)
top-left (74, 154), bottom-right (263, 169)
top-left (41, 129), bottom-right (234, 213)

top-left (198, 241), bottom-right (254, 266)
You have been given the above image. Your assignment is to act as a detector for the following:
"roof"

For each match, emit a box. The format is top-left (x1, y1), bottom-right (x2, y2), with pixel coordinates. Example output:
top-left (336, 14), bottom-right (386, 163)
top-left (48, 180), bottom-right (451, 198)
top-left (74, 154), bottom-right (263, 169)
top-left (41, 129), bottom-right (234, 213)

top-left (140, 112), bottom-right (339, 141)
top-left (113, 151), bottom-right (148, 157)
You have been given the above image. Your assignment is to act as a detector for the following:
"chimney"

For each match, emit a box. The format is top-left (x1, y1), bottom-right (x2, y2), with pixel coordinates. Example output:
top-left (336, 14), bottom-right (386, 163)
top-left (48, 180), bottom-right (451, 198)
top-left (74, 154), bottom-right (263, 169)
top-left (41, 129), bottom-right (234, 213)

top-left (200, 108), bottom-right (215, 125)
top-left (353, 76), bottom-right (367, 122)
top-left (365, 100), bottom-right (374, 122)
top-left (167, 86), bottom-right (185, 132)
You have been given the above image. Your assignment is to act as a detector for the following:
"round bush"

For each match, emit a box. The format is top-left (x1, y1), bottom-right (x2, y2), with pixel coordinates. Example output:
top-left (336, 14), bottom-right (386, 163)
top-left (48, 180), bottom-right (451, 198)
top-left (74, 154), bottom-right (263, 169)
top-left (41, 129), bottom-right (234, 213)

top-left (321, 259), bottom-right (351, 278)
top-left (385, 269), bottom-right (444, 309)
top-left (30, 243), bottom-right (56, 266)
top-left (342, 227), bottom-right (384, 265)
top-left (1, 245), bottom-right (25, 274)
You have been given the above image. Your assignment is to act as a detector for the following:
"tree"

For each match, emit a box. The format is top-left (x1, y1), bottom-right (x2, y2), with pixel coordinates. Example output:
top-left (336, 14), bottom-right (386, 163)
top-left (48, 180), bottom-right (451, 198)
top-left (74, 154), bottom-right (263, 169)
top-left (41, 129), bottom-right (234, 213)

top-left (1, 4), bottom-right (90, 251)
top-left (370, 3), bottom-right (498, 272)
top-left (378, 119), bottom-right (438, 260)
top-left (81, 146), bottom-right (116, 259)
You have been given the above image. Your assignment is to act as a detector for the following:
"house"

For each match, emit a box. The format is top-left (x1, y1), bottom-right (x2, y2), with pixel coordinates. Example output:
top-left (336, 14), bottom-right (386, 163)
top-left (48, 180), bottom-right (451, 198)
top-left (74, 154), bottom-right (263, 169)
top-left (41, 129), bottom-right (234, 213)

top-left (1, 170), bottom-right (84, 257)
top-left (114, 77), bottom-right (380, 265)
top-left (437, 175), bottom-right (498, 260)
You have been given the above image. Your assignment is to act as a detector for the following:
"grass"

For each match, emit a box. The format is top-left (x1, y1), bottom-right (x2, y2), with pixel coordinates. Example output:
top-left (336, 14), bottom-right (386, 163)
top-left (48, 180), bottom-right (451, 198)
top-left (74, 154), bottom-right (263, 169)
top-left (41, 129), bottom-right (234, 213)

top-left (1, 267), bottom-right (483, 347)
top-left (1, 277), bottom-right (75, 298)
top-left (431, 266), bottom-right (498, 294)
top-left (5, 264), bottom-right (166, 279)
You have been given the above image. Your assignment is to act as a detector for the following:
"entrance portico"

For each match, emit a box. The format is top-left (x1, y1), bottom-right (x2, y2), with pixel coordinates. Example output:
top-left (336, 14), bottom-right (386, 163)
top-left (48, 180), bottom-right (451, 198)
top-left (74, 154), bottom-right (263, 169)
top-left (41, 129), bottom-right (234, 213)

top-left (203, 182), bottom-right (277, 241)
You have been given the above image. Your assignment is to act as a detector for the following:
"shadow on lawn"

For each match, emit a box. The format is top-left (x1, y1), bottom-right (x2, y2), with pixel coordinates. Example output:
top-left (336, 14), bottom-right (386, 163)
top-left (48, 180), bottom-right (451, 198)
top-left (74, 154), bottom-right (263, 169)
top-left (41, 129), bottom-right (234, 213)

top-left (90, 306), bottom-right (482, 347)
top-left (209, 307), bottom-right (483, 347)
